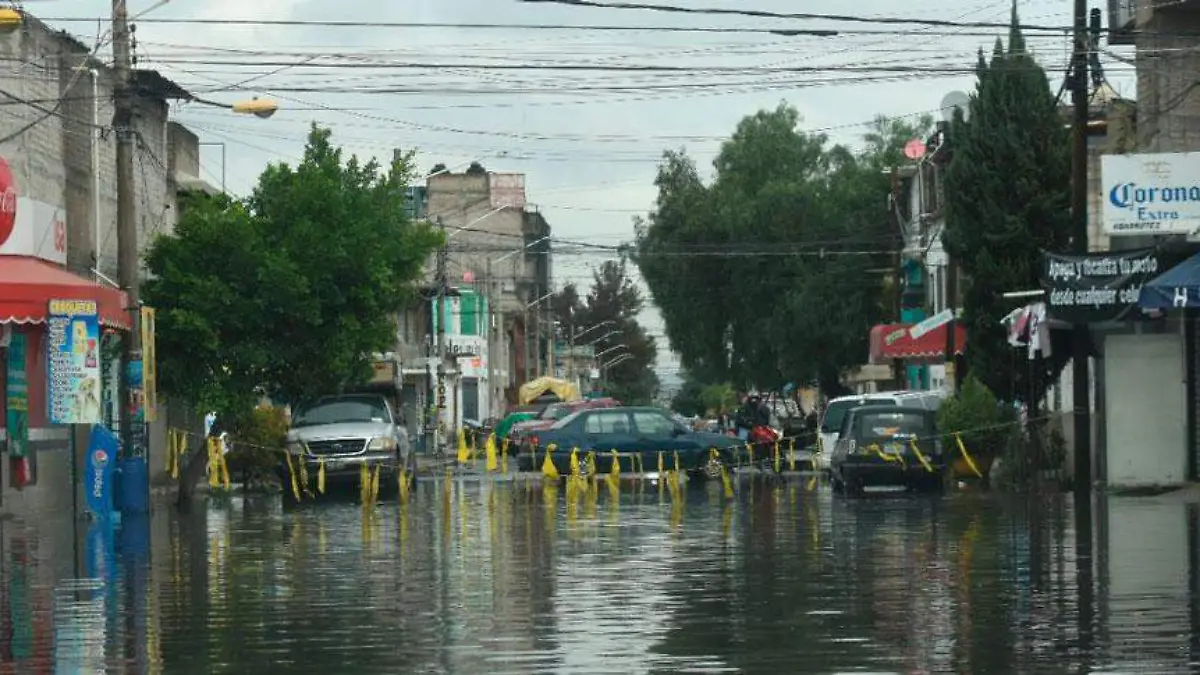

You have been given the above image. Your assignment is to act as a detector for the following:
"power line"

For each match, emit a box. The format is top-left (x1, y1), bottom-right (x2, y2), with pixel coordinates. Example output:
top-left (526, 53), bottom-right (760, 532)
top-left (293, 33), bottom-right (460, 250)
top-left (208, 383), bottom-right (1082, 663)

top-left (517, 0), bottom-right (1075, 32)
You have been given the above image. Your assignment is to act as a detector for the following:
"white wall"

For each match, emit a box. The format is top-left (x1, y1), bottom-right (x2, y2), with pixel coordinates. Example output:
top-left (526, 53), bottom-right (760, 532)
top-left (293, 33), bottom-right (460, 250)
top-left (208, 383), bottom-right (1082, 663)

top-left (1104, 332), bottom-right (1188, 487)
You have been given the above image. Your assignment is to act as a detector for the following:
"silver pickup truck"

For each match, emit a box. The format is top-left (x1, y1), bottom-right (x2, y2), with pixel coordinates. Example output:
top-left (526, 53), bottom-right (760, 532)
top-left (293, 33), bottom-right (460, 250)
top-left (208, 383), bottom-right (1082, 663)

top-left (284, 393), bottom-right (411, 488)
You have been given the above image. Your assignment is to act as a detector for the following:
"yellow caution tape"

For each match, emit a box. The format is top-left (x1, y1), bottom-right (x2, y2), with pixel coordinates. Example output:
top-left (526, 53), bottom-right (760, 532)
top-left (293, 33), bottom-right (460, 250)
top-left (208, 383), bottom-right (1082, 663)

top-left (954, 433), bottom-right (984, 478)
top-left (908, 438), bottom-right (934, 473)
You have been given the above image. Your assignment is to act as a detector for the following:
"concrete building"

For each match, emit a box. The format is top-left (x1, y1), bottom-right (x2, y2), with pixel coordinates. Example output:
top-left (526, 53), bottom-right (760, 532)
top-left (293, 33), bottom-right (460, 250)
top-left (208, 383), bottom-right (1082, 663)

top-left (0, 15), bottom-right (205, 514)
top-left (1089, 0), bottom-right (1200, 487)
top-left (391, 165), bottom-right (552, 444)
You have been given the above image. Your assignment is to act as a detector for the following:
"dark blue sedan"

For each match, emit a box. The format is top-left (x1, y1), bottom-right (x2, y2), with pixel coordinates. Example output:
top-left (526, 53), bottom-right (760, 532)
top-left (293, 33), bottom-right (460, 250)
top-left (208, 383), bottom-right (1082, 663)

top-left (517, 406), bottom-right (742, 479)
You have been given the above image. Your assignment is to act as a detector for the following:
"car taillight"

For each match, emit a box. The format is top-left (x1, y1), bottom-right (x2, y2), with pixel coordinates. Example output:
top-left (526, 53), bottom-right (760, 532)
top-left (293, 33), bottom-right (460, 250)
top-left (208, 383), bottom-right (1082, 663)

top-left (529, 435), bottom-right (539, 449)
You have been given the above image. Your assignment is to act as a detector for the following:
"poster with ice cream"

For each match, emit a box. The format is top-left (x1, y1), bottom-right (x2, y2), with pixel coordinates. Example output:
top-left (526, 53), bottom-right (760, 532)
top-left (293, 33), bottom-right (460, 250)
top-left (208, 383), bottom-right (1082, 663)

top-left (47, 299), bottom-right (102, 424)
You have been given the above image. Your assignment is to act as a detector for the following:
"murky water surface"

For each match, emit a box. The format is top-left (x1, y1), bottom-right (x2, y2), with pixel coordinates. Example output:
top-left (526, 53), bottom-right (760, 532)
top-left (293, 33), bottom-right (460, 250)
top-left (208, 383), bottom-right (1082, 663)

top-left (2, 476), bottom-right (1200, 674)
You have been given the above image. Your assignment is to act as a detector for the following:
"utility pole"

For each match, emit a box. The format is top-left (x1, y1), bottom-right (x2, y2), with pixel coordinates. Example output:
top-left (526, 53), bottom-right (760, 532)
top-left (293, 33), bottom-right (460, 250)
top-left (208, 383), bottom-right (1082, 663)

top-left (485, 257), bottom-right (496, 419)
top-left (1070, 0), bottom-right (1092, 495)
top-left (944, 261), bottom-right (959, 393)
top-left (567, 320), bottom-right (576, 388)
top-left (890, 166), bottom-right (906, 389)
top-left (433, 216), bottom-right (448, 456)
top-left (113, 0), bottom-right (144, 463)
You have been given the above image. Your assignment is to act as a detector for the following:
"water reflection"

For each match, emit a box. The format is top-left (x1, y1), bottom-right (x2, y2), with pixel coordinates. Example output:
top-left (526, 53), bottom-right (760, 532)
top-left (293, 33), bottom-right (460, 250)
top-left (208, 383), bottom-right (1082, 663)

top-left (3, 480), bottom-right (1200, 673)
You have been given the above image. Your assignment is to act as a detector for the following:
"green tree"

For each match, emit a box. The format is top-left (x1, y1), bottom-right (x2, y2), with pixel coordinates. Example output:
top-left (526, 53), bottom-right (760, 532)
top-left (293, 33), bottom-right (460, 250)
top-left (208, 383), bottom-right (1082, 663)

top-left (942, 9), bottom-right (1071, 401)
top-left (635, 103), bottom-right (931, 396)
top-left (558, 259), bottom-right (658, 404)
top-left (144, 125), bottom-right (442, 422)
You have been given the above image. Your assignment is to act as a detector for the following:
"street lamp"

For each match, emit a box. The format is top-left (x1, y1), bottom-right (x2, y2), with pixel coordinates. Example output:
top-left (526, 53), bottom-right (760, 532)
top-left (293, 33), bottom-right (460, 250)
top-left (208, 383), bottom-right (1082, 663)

top-left (524, 291), bottom-right (554, 381)
top-left (189, 95), bottom-right (279, 119)
top-left (599, 352), bottom-right (634, 389)
top-left (595, 343), bottom-right (627, 361)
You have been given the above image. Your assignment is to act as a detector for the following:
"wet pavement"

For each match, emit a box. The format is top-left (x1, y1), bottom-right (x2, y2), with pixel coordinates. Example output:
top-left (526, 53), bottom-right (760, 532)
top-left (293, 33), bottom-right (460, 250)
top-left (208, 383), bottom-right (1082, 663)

top-left (2, 475), bottom-right (1200, 674)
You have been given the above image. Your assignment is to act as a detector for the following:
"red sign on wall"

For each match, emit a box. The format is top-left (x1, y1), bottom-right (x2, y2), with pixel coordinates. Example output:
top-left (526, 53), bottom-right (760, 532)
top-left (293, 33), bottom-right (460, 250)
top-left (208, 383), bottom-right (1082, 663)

top-left (0, 156), bottom-right (17, 248)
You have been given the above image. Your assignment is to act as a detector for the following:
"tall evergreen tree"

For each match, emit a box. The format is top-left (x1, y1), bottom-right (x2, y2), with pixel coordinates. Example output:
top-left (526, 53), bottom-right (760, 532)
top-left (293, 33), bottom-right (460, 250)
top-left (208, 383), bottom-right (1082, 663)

top-left (942, 6), bottom-right (1071, 401)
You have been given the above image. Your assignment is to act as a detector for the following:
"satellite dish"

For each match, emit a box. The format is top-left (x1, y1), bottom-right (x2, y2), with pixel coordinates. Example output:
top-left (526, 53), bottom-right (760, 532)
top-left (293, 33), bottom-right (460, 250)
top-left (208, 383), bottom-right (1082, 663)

top-left (941, 90), bottom-right (970, 123)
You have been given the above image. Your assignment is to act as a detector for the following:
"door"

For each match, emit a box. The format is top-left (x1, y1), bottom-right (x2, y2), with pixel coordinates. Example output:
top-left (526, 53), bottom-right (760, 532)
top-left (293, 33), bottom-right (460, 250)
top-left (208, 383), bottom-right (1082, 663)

top-left (461, 377), bottom-right (480, 422)
top-left (580, 410), bottom-right (637, 471)
top-left (630, 409), bottom-right (692, 471)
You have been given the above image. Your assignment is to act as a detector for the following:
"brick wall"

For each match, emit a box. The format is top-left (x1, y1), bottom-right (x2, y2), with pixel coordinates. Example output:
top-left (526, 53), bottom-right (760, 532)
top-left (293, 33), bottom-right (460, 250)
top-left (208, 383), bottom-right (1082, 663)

top-left (0, 17), bottom-right (182, 280)
top-left (1136, 6), bottom-right (1200, 153)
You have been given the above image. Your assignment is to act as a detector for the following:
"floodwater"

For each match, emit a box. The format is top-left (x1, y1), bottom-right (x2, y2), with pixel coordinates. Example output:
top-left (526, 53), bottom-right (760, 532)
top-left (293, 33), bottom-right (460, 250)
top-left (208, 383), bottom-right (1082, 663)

top-left (2, 475), bottom-right (1200, 674)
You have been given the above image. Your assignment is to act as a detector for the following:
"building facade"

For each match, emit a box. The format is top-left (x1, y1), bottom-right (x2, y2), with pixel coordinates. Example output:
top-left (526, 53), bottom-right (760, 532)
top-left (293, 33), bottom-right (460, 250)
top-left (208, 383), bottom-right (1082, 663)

top-left (0, 15), bottom-right (204, 513)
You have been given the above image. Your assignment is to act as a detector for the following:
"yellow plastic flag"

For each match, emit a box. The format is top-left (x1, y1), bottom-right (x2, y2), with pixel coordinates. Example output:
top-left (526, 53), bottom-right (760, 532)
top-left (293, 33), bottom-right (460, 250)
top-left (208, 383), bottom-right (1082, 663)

top-left (456, 428), bottom-right (470, 464)
top-left (397, 464), bottom-right (410, 504)
top-left (298, 455), bottom-right (312, 497)
top-left (657, 451), bottom-right (664, 475)
top-left (485, 433), bottom-right (499, 472)
top-left (569, 448), bottom-right (581, 478)
top-left (541, 444), bottom-right (560, 480)
top-left (207, 438), bottom-right (219, 488)
top-left (773, 442), bottom-right (781, 474)
top-left (360, 462), bottom-right (370, 504)
top-left (317, 457), bottom-right (326, 494)
top-left (284, 452), bottom-right (301, 501)
top-left (788, 438), bottom-right (796, 471)
top-left (501, 439), bottom-right (510, 474)
top-left (607, 449), bottom-right (621, 490)
top-left (370, 464), bottom-right (381, 504)
top-left (746, 443), bottom-right (755, 466)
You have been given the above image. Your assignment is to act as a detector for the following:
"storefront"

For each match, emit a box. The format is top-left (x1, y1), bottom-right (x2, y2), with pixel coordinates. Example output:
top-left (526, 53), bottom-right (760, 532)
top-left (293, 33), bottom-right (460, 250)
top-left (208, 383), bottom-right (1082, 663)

top-left (0, 164), bottom-right (129, 489)
top-left (868, 321), bottom-right (966, 392)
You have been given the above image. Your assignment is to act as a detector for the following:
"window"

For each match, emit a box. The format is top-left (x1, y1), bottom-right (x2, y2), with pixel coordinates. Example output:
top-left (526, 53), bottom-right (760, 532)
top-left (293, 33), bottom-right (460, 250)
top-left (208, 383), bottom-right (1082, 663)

top-left (460, 292), bottom-right (478, 336)
top-left (293, 397), bottom-right (389, 427)
top-left (583, 411), bottom-right (631, 434)
top-left (856, 412), bottom-right (930, 444)
top-left (632, 411), bottom-right (677, 437)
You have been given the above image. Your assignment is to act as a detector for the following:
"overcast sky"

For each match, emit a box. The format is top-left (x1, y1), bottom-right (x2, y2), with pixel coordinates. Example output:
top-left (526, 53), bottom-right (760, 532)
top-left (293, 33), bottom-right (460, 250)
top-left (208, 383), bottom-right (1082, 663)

top-left (42, 0), bottom-right (1134, 388)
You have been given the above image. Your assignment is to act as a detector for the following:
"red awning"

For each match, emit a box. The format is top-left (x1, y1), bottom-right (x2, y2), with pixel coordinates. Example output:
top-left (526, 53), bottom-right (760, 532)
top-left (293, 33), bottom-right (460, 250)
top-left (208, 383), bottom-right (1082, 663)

top-left (0, 256), bottom-right (131, 328)
top-left (870, 322), bottom-right (966, 362)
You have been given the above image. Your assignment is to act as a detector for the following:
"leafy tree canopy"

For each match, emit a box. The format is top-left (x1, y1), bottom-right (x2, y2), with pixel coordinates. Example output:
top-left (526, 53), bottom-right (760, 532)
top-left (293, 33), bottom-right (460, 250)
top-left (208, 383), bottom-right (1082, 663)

top-left (634, 102), bottom-right (932, 396)
top-left (144, 125), bottom-right (442, 422)
top-left (942, 9), bottom-right (1071, 401)
top-left (551, 259), bottom-right (659, 404)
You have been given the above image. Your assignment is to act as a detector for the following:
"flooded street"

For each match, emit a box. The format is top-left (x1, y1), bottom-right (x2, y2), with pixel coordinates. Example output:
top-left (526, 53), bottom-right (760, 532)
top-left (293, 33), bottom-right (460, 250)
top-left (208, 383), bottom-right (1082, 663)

top-left (3, 477), bottom-right (1200, 674)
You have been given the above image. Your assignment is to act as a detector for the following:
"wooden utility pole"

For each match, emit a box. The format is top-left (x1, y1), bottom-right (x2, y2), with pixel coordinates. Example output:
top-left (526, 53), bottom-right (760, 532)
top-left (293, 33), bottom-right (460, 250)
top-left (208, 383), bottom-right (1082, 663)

top-left (432, 216), bottom-right (448, 455)
top-left (113, 0), bottom-right (145, 464)
top-left (1070, 0), bottom-right (1092, 495)
top-left (890, 167), bottom-right (905, 389)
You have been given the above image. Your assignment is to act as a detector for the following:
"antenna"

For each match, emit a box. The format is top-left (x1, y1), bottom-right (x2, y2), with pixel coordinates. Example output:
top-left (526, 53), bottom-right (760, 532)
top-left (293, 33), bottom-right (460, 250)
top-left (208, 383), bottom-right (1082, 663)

top-left (941, 91), bottom-right (971, 123)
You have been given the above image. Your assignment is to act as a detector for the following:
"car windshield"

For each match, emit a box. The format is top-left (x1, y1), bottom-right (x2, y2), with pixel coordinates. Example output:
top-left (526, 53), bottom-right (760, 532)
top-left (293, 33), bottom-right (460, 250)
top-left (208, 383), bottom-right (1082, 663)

top-left (857, 411), bottom-right (929, 444)
top-left (293, 398), bottom-right (388, 427)
top-left (822, 399), bottom-right (896, 432)
top-left (541, 403), bottom-right (574, 421)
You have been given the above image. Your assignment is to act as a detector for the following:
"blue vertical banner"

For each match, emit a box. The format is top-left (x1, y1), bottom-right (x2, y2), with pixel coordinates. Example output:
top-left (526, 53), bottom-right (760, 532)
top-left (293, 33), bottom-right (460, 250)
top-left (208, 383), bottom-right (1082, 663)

top-left (45, 299), bottom-right (102, 425)
top-left (84, 424), bottom-right (117, 520)
top-left (124, 358), bottom-right (146, 458)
